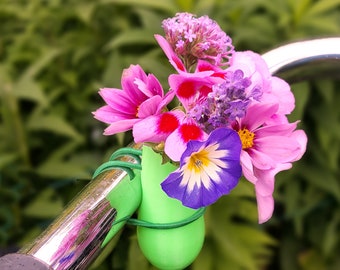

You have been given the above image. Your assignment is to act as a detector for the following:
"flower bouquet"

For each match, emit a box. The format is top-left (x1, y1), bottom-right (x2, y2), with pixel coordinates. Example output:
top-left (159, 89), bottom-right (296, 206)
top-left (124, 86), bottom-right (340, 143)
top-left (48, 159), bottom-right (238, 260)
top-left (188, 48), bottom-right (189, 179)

top-left (93, 12), bottom-right (307, 270)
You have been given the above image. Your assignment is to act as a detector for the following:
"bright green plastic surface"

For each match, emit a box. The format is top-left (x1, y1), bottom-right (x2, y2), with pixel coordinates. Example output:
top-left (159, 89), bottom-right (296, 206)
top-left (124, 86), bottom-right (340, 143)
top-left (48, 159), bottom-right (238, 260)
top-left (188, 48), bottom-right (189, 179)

top-left (102, 170), bottom-right (142, 247)
top-left (137, 146), bottom-right (205, 270)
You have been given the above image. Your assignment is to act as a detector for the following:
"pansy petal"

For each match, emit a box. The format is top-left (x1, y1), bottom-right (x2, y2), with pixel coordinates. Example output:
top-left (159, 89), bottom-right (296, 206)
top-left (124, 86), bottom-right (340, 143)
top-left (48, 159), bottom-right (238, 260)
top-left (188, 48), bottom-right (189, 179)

top-left (162, 128), bottom-right (242, 209)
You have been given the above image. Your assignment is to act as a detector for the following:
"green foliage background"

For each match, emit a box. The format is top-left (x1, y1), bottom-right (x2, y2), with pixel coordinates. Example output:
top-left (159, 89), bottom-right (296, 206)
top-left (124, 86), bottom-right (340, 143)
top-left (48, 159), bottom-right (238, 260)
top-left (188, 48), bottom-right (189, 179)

top-left (0, 0), bottom-right (340, 269)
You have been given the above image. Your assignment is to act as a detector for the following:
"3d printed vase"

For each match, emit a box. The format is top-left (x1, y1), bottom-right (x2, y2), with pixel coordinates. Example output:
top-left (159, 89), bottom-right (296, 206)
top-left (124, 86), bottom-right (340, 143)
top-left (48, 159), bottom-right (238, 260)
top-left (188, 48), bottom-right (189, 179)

top-left (137, 146), bottom-right (205, 270)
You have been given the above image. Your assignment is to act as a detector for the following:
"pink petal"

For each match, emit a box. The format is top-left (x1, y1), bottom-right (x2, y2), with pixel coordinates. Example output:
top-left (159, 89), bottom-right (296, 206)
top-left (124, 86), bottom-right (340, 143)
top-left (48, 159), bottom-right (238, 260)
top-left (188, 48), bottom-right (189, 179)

top-left (103, 119), bottom-right (139, 135)
top-left (92, 105), bottom-right (126, 124)
top-left (137, 95), bottom-right (162, 118)
top-left (121, 65), bottom-right (148, 102)
top-left (248, 148), bottom-right (275, 170)
top-left (289, 130), bottom-right (308, 162)
top-left (154, 34), bottom-right (186, 72)
top-left (99, 88), bottom-right (136, 115)
top-left (164, 122), bottom-right (206, 162)
top-left (242, 103), bottom-right (279, 131)
top-left (254, 162), bottom-right (292, 223)
top-left (240, 150), bottom-right (257, 184)
top-left (255, 121), bottom-right (298, 137)
top-left (134, 73), bottom-right (163, 97)
top-left (195, 60), bottom-right (227, 80)
top-left (269, 77), bottom-right (295, 114)
top-left (164, 128), bottom-right (188, 162)
top-left (133, 115), bottom-right (164, 143)
top-left (229, 51), bottom-right (271, 91)
top-left (168, 74), bottom-right (215, 111)
top-left (157, 89), bottom-right (176, 114)
top-left (255, 136), bottom-right (303, 163)
top-left (133, 111), bottom-right (182, 143)
top-left (256, 194), bottom-right (274, 224)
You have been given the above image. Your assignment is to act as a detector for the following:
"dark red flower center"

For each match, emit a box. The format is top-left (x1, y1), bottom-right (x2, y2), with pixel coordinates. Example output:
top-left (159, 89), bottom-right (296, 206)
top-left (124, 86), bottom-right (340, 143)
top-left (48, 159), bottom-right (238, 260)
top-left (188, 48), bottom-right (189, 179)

top-left (158, 113), bottom-right (180, 134)
top-left (179, 123), bottom-right (202, 142)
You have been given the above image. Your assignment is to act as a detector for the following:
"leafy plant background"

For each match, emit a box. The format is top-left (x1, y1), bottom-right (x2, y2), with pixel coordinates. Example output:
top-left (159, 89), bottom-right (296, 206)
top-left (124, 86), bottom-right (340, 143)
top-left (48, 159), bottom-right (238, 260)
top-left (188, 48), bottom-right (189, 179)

top-left (0, 0), bottom-right (339, 269)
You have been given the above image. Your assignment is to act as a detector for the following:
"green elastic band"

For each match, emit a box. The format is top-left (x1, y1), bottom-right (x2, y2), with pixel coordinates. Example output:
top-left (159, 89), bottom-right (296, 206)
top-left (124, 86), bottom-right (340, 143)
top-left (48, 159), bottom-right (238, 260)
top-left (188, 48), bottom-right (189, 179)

top-left (92, 160), bottom-right (142, 179)
top-left (92, 147), bottom-right (142, 179)
top-left (111, 207), bottom-right (206, 230)
top-left (109, 148), bottom-right (142, 164)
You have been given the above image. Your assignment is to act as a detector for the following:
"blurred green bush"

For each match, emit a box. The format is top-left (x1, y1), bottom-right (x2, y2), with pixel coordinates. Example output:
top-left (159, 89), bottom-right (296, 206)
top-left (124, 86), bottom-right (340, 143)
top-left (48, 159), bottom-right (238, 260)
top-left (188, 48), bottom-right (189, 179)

top-left (0, 0), bottom-right (339, 269)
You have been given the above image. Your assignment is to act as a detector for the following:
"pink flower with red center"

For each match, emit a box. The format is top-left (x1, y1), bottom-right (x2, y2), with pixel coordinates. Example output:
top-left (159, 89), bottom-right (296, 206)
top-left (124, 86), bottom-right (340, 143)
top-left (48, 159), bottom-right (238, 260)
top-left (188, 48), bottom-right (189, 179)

top-left (133, 110), bottom-right (184, 144)
top-left (133, 110), bottom-right (206, 162)
top-left (168, 70), bottom-right (224, 112)
top-left (93, 64), bottom-right (174, 135)
top-left (164, 120), bottom-right (207, 162)
top-left (232, 103), bottom-right (307, 223)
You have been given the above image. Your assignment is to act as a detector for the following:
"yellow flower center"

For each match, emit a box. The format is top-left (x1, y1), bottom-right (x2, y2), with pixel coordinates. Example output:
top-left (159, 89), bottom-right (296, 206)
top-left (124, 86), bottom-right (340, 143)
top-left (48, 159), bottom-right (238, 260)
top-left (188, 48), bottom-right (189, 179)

top-left (136, 105), bottom-right (140, 117)
top-left (238, 128), bottom-right (255, 149)
top-left (187, 150), bottom-right (210, 173)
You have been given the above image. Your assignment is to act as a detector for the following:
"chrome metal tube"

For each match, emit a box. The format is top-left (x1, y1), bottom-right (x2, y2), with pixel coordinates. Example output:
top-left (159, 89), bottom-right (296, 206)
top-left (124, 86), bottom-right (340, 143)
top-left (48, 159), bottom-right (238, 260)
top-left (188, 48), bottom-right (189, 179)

top-left (1, 145), bottom-right (142, 270)
top-left (261, 37), bottom-right (340, 82)
top-left (1, 37), bottom-right (340, 270)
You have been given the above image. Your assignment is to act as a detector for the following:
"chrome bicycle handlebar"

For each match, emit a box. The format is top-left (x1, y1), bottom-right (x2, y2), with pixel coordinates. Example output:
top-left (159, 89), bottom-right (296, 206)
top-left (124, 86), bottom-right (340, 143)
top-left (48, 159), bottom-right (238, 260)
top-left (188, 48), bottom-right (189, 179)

top-left (1, 37), bottom-right (340, 270)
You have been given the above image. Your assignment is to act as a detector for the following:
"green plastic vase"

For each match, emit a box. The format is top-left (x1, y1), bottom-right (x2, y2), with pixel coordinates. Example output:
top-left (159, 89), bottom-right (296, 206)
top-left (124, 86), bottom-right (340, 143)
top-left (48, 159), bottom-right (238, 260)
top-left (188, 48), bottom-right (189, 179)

top-left (137, 146), bottom-right (205, 270)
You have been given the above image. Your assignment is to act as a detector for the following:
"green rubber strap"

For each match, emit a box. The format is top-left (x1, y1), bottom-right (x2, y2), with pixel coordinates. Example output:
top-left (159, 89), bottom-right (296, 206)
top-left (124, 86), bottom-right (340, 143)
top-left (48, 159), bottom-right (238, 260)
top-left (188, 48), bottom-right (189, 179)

top-left (92, 160), bottom-right (142, 179)
top-left (109, 148), bottom-right (143, 164)
top-left (111, 207), bottom-right (206, 230)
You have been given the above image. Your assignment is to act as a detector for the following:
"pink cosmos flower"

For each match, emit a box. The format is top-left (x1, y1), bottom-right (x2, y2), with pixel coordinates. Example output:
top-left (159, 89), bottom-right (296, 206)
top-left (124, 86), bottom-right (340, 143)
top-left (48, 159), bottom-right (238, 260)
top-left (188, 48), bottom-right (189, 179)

top-left (229, 51), bottom-right (295, 117)
top-left (93, 64), bottom-right (174, 135)
top-left (232, 103), bottom-right (307, 223)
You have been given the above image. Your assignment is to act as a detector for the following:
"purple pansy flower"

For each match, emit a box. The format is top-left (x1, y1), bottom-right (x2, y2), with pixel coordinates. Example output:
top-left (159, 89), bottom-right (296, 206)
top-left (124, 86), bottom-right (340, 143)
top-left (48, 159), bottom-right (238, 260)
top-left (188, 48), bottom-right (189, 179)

top-left (161, 128), bottom-right (242, 209)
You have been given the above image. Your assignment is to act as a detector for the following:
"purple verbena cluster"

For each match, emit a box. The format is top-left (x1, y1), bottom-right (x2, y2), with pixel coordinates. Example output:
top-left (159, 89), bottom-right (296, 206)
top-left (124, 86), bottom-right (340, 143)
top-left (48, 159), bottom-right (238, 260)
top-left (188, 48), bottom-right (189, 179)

top-left (189, 69), bottom-right (262, 132)
top-left (162, 12), bottom-right (234, 69)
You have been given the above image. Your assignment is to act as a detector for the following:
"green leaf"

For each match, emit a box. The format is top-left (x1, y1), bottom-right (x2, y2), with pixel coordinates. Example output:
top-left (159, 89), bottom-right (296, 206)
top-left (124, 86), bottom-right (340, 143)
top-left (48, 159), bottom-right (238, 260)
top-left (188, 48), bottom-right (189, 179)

top-left (290, 82), bottom-right (310, 120)
top-left (105, 29), bottom-right (157, 51)
top-left (36, 159), bottom-right (90, 179)
top-left (0, 152), bottom-right (18, 169)
top-left (23, 188), bottom-right (64, 218)
top-left (100, 0), bottom-right (178, 13)
top-left (27, 113), bottom-right (83, 140)
top-left (14, 76), bottom-right (49, 107)
top-left (22, 48), bottom-right (60, 79)
top-left (306, 0), bottom-right (340, 16)
top-left (322, 211), bottom-right (340, 256)
top-left (299, 164), bottom-right (340, 201)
